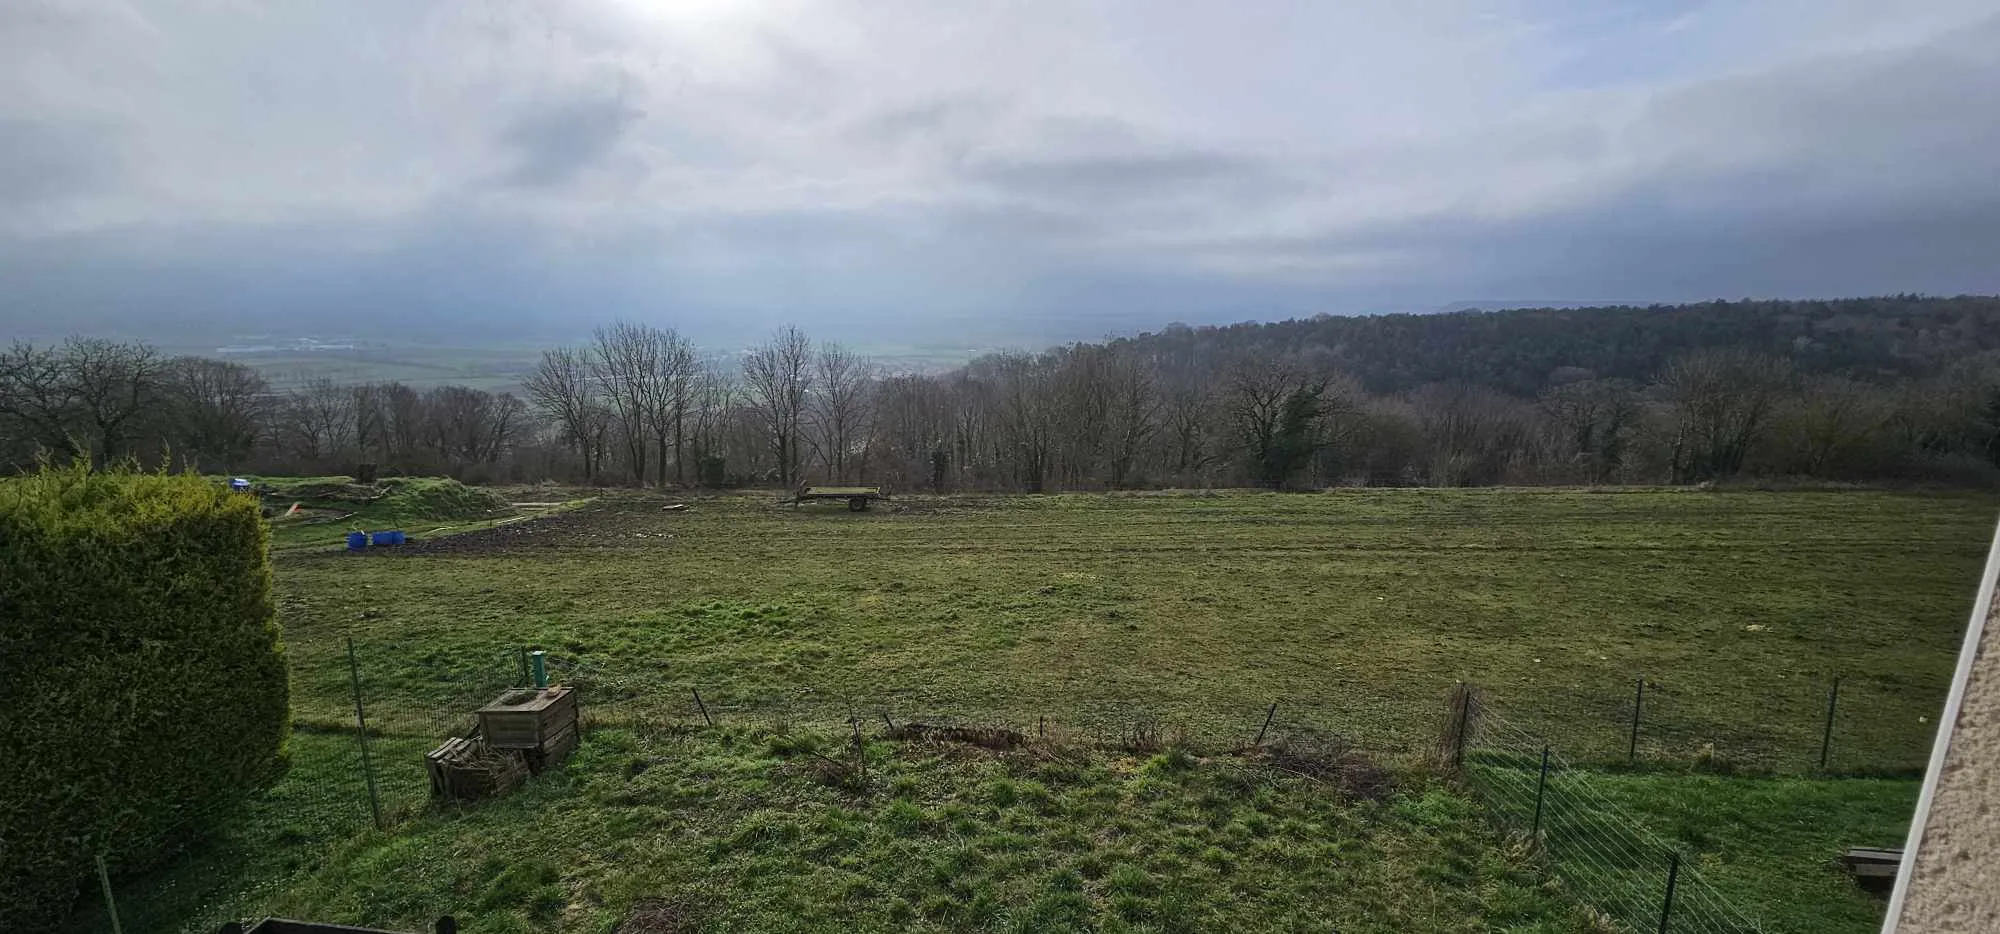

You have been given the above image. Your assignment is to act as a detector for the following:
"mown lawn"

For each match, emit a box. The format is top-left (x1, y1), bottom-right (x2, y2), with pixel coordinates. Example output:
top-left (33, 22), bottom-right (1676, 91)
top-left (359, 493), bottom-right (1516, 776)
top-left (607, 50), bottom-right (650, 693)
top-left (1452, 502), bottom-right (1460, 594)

top-left (74, 488), bottom-right (1993, 933)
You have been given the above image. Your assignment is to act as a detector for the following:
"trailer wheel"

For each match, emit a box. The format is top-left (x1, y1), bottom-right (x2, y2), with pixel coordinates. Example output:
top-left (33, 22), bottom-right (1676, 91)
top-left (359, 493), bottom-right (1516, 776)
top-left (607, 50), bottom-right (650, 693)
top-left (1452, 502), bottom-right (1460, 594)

top-left (848, 497), bottom-right (869, 512)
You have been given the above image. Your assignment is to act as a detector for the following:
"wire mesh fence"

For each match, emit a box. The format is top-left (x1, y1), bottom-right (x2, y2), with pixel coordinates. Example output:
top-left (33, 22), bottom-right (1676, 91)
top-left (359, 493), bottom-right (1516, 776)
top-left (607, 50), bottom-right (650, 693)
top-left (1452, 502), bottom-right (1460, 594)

top-left (69, 640), bottom-right (1896, 932)
top-left (1461, 701), bottom-right (1767, 933)
top-left (1486, 671), bottom-right (1932, 776)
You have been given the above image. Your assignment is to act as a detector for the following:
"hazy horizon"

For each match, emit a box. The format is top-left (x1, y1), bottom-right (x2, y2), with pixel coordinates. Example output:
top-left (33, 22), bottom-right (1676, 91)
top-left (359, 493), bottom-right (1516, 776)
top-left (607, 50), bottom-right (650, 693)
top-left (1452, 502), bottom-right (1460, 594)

top-left (5, 1), bottom-right (1999, 348)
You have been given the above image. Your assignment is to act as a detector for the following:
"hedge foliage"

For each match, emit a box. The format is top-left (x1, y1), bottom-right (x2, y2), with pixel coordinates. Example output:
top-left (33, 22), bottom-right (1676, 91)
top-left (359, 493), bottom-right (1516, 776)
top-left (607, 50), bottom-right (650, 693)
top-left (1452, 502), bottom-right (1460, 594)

top-left (0, 466), bottom-right (289, 927)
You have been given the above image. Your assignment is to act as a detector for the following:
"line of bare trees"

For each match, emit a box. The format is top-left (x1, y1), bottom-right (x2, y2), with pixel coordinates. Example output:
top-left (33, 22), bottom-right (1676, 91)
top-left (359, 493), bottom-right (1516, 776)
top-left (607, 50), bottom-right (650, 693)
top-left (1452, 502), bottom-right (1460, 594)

top-left (523, 329), bottom-right (2000, 490)
top-left (0, 339), bottom-right (529, 479)
top-left (9, 327), bottom-right (2000, 489)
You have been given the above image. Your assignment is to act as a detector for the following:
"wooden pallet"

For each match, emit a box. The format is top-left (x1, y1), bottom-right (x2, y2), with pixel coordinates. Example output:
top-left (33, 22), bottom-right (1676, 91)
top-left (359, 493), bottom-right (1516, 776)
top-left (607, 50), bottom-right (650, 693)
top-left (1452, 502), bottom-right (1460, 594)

top-left (425, 736), bottom-right (527, 801)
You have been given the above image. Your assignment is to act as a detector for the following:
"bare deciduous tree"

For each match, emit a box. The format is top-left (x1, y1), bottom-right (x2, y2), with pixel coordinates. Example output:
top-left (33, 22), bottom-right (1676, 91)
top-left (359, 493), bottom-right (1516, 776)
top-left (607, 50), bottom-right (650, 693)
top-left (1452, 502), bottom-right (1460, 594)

top-left (162, 356), bottom-right (269, 471)
top-left (742, 326), bottom-right (814, 488)
top-left (592, 321), bottom-right (659, 485)
top-left (525, 346), bottom-right (602, 480)
top-left (1162, 379), bottom-right (1216, 483)
top-left (281, 377), bottom-right (357, 466)
top-left (644, 327), bottom-right (696, 487)
top-left (379, 382), bottom-right (424, 465)
top-left (987, 353), bottom-right (1059, 490)
top-left (0, 342), bottom-right (83, 460)
top-left (1414, 383), bottom-right (1528, 486)
top-left (1537, 378), bottom-right (1639, 484)
top-left (687, 362), bottom-right (736, 484)
top-left (811, 341), bottom-right (872, 482)
top-left (872, 374), bottom-right (951, 490)
top-left (1778, 375), bottom-right (1894, 477)
top-left (1101, 349), bottom-right (1161, 488)
top-left (1660, 348), bottom-right (1792, 484)
top-left (61, 338), bottom-right (160, 465)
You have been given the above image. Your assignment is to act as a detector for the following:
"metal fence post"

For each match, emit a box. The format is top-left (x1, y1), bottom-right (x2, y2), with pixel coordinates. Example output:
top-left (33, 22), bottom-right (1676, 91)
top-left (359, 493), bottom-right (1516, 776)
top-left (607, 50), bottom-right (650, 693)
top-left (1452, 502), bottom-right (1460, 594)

top-left (347, 637), bottom-right (384, 830)
top-left (1452, 683), bottom-right (1473, 770)
top-left (95, 852), bottom-right (124, 934)
top-left (1658, 852), bottom-right (1680, 933)
top-left (1629, 677), bottom-right (1645, 764)
top-left (1531, 745), bottom-right (1551, 838)
top-left (1254, 701), bottom-right (1278, 747)
top-left (1819, 676), bottom-right (1841, 772)
top-left (691, 687), bottom-right (713, 726)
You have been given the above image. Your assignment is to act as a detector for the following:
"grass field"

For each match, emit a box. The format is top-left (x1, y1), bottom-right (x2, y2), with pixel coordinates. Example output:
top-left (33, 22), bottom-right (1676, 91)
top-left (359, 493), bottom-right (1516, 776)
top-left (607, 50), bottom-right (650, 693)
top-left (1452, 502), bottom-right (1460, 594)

top-left (290, 488), bottom-right (1991, 768)
top-left (75, 487), bottom-right (1995, 933)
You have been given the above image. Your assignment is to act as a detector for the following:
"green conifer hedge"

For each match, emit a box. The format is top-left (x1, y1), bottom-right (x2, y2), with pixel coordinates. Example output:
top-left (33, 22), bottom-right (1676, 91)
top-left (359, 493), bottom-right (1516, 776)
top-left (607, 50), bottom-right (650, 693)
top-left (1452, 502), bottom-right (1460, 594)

top-left (0, 467), bottom-right (288, 925)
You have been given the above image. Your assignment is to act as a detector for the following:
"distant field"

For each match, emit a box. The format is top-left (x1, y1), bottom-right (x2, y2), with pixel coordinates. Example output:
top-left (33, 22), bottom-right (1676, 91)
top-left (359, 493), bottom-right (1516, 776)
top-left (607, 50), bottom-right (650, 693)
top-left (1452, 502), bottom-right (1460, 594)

top-left (79, 488), bottom-right (1993, 933)
top-left (215, 345), bottom-right (546, 393)
top-left (151, 337), bottom-right (995, 392)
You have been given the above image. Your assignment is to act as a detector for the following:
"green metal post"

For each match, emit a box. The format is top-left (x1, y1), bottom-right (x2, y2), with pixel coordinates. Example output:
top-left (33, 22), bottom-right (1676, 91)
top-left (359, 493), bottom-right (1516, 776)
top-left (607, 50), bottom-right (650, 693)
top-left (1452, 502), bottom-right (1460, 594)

top-left (1531, 746), bottom-right (1551, 838)
top-left (1658, 852), bottom-right (1680, 933)
top-left (1629, 677), bottom-right (1645, 764)
top-left (530, 650), bottom-right (548, 688)
top-left (348, 637), bottom-right (384, 829)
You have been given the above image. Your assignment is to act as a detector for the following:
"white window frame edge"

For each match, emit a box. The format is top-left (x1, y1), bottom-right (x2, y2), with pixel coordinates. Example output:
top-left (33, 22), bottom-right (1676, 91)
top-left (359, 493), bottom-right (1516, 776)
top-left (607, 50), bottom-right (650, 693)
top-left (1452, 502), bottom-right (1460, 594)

top-left (1882, 513), bottom-right (2000, 931)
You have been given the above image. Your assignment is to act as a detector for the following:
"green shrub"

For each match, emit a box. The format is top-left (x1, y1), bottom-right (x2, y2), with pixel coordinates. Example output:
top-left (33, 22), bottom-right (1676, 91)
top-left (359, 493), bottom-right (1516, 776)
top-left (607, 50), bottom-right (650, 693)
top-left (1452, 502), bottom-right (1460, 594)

top-left (0, 466), bottom-right (288, 926)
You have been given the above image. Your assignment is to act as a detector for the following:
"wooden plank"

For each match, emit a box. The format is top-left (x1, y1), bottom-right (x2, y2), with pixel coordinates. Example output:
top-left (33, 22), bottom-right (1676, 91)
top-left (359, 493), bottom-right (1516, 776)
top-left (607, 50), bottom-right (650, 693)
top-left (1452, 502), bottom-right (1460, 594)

top-left (526, 724), bottom-right (579, 775)
top-left (1844, 847), bottom-right (1903, 861)
top-left (800, 487), bottom-right (881, 498)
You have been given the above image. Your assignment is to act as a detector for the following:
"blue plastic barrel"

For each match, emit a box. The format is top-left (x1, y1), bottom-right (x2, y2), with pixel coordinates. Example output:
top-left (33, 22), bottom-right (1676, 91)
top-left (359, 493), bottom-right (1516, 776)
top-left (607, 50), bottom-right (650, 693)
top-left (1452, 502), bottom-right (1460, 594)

top-left (392, 530), bottom-right (407, 545)
top-left (346, 531), bottom-right (368, 551)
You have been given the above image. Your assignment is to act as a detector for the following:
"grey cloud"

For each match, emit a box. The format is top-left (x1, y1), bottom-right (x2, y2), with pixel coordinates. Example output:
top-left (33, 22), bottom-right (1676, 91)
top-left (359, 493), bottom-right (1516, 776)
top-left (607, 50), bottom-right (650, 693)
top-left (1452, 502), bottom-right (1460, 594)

top-left (0, 119), bottom-right (114, 207)
top-left (2, 0), bottom-right (1999, 347)
top-left (964, 150), bottom-right (1290, 209)
top-left (496, 93), bottom-right (643, 188)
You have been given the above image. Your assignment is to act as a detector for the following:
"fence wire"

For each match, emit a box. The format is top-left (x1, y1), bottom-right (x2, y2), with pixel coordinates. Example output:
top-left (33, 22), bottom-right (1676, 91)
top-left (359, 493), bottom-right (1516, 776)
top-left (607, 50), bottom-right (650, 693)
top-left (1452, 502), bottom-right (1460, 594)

top-left (76, 646), bottom-right (1842, 933)
top-left (1464, 708), bottom-right (1765, 934)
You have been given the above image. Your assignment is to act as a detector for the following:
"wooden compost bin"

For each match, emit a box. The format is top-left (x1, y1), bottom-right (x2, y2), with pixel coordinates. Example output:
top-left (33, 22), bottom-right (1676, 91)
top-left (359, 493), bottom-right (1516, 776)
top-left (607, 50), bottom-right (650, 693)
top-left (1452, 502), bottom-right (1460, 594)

top-left (476, 686), bottom-right (577, 749)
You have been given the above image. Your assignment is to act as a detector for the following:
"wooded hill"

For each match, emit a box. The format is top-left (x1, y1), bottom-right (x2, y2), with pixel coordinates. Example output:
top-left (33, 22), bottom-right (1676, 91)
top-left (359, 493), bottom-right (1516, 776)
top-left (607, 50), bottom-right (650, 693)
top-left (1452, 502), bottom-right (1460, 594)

top-left (8, 295), bottom-right (2000, 489)
top-left (1112, 295), bottom-right (2000, 397)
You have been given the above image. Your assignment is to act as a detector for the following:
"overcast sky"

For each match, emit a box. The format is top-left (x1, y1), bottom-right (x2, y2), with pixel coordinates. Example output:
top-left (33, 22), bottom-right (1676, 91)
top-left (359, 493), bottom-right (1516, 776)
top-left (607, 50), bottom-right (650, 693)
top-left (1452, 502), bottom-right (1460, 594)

top-left (3, 0), bottom-right (1998, 346)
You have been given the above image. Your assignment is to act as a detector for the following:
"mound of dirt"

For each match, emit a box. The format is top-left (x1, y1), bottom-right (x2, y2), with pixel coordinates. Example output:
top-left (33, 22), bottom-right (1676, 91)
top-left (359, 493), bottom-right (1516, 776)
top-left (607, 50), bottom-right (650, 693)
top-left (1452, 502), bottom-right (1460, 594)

top-left (382, 497), bottom-right (676, 556)
top-left (260, 476), bottom-right (511, 518)
top-left (264, 480), bottom-right (385, 503)
top-left (373, 477), bottom-right (512, 519)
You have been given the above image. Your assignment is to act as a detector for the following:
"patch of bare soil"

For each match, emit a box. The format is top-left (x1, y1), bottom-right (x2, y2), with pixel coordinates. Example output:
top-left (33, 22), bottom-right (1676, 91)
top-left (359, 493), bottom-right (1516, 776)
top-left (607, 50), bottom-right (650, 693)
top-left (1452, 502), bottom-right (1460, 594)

top-left (615, 898), bottom-right (695, 934)
top-left (281, 494), bottom-right (686, 559)
top-left (394, 496), bottom-right (685, 556)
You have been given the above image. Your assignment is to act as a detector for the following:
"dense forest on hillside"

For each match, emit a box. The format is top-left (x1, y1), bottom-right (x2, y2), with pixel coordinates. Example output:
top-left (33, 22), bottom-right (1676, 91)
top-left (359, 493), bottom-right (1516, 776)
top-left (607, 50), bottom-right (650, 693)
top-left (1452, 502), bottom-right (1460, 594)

top-left (1121, 295), bottom-right (2000, 396)
top-left (6, 296), bottom-right (2000, 489)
